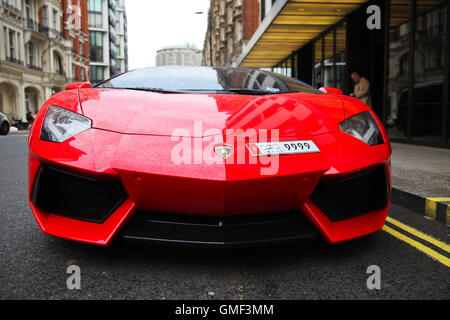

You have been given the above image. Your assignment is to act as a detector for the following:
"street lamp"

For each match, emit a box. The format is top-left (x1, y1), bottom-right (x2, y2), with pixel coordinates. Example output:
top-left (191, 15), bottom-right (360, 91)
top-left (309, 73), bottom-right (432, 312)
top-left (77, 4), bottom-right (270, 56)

top-left (195, 10), bottom-right (213, 66)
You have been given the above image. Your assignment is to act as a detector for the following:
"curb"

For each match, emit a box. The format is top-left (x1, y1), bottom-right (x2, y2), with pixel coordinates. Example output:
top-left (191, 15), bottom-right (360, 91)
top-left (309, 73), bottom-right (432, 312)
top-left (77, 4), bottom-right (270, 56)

top-left (391, 187), bottom-right (450, 227)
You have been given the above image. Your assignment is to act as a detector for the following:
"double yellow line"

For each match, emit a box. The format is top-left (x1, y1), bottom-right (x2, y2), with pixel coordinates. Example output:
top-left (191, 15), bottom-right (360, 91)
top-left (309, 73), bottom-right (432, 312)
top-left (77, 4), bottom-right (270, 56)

top-left (383, 217), bottom-right (450, 268)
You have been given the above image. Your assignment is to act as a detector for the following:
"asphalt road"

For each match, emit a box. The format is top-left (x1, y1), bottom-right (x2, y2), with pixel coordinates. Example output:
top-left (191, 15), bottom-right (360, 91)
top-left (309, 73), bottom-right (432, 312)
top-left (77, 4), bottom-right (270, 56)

top-left (0, 134), bottom-right (448, 300)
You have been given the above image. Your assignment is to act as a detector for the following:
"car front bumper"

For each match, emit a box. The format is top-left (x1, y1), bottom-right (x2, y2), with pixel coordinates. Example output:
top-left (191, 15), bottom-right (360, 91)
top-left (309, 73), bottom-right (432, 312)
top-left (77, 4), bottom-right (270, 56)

top-left (28, 128), bottom-right (392, 246)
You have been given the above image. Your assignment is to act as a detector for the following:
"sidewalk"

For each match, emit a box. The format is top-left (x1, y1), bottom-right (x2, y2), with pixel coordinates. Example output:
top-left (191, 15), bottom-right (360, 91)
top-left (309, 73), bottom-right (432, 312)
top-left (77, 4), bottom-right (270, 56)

top-left (10, 130), bottom-right (30, 135)
top-left (391, 143), bottom-right (450, 226)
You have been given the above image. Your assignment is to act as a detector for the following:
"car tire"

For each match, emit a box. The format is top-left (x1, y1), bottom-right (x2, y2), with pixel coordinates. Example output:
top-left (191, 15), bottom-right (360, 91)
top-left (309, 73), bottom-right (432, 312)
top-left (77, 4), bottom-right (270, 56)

top-left (0, 122), bottom-right (9, 136)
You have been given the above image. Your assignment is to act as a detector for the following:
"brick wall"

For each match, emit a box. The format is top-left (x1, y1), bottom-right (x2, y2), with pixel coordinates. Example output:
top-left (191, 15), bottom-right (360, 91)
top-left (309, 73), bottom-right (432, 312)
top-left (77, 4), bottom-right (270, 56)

top-left (243, 0), bottom-right (260, 41)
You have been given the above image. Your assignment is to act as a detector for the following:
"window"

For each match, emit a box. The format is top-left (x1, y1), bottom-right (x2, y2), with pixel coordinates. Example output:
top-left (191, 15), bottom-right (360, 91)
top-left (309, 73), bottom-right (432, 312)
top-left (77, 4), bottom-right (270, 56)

top-left (43, 6), bottom-right (48, 27)
top-left (236, 21), bottom-right (242, 41)
top-left (3, 27), bottom-right (7, 59)
top-left (9, 30), bottom-right (15, 59)
top-left (53, 53), bottom-right (63, 75)
top-left (399, 53), bottom-right (409, 76)
top-left (88, 0), bottom-right (102, 12)
top-left (28, 42), bottom-right (34, 66)
top-left (88, 0), bottom-right (103, 28)
top-left (25, 0), bottom-right (31, 21)
top-left (89, 31), bottom-right (103, 62)
top-left (97, 67), bottom-right (320, 95)
top-left (91, 65), bottom-right (104, 82)
top-left (53, 10), bottom-right (58, 31)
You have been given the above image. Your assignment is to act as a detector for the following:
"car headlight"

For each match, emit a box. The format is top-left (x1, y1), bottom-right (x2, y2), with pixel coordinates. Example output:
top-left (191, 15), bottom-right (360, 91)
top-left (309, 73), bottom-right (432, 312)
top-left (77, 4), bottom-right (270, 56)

top-left (339, 111), bottom-right (384, 146)
top-left (40, 106), bottom-right (92, 143)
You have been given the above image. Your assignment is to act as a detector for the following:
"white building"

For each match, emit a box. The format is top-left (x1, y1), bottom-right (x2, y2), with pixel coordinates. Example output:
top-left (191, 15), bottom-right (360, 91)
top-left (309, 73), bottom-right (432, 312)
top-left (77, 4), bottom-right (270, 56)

top-left (88, 0), bottom-right (128, 84)
top-left (156, 44), bottom-right (202, 67)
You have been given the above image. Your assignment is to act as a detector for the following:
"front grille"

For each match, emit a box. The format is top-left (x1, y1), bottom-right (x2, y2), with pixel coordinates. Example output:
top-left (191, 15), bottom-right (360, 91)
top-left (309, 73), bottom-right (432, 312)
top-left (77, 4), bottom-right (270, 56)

top-left (311, 166), bottom-right (389, 222)
top-left (121, 210), bottom-right (318, 247)
top-left (32, 165), bottom-right (127, 223)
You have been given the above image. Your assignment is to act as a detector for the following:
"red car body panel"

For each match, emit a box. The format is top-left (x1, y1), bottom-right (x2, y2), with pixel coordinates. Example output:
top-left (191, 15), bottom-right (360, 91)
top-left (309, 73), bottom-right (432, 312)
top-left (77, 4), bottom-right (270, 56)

top-left (28, 85), bottom-right (392, 246)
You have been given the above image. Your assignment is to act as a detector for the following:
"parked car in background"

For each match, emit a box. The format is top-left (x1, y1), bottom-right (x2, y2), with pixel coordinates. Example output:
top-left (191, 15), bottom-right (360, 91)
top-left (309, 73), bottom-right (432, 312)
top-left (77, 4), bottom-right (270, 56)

top-left (396, 80), bottom-right (443, 138)
top-left (0, 112), bottom-right (10, 135)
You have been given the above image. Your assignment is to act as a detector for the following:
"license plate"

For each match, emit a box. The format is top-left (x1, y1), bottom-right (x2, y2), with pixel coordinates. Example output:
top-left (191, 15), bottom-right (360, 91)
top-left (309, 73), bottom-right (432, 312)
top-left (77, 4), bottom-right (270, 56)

top-left (246, 140), bottom-right (320, 157)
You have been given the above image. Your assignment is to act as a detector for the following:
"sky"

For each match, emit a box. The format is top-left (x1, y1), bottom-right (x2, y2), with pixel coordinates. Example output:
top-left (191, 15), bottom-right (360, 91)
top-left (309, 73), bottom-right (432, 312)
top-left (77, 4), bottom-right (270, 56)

top-left (125, 0), bottom-right (210, 70)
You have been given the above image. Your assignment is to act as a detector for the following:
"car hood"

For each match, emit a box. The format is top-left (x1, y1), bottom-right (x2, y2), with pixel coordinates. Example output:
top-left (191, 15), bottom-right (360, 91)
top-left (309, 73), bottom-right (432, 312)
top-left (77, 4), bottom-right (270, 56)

top-left (79, 88), bottom-right (345, 138)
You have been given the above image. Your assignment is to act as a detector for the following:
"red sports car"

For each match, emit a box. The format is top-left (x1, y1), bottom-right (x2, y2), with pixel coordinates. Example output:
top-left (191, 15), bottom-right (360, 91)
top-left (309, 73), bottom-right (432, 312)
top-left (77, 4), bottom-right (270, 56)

top-left (28, 67), bottom-right (391, 247)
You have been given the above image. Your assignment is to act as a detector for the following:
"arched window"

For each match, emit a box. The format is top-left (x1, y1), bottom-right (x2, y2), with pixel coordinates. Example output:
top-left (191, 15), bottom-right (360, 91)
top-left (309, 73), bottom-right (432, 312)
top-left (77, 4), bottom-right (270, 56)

top-left (53, 52), bottom-right (64, 76)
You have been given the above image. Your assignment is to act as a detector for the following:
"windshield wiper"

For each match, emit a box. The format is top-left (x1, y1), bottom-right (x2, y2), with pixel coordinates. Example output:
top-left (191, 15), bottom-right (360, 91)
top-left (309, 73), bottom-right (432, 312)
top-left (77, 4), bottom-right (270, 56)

top-left (116, 87), bottom-right (185, 94)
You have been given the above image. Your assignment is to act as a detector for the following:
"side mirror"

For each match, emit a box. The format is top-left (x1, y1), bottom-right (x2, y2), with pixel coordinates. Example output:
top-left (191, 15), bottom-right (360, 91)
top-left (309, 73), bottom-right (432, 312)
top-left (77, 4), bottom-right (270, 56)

top-left (319, 87), bottom-right (343, 95)
top-left (65, 82), bottom-right (92, 90)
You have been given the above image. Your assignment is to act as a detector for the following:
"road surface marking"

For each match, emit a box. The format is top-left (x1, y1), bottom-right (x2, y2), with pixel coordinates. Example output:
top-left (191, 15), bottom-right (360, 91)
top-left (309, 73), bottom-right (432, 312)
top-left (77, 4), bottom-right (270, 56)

top-left (386, 217), bottom-right (450, 253)
top-left (382, 225), bottom-right (450, 268)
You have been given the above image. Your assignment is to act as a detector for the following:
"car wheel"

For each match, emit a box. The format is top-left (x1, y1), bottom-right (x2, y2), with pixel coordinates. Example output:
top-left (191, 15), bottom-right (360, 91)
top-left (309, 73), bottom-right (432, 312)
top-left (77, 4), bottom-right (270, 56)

top-left (0, 122), bottom-right (9, 135)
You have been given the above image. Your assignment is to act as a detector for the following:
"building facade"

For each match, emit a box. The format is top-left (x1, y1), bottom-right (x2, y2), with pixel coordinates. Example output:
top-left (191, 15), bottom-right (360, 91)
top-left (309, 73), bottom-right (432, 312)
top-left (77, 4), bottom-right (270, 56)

top-left (235, 0), bottom-right (450, 149)
top-left (0, 0), bottom-right (90, 123)
top-left (88, 0), bottom-right (128, 84)
top-left (202, 0), bottom-right (260, 67)
top-left (156, 44), bottom-right (202, 67)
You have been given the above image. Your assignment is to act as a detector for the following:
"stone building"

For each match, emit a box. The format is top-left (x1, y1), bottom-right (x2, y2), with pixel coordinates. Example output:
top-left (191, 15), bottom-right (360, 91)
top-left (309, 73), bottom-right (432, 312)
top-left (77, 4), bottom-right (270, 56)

top-left (155, 44), bottom-right (202, 67)
top-left (202, 0), bottom-right (260, 67)
top-left (0, 0), bottom-right (90, 124)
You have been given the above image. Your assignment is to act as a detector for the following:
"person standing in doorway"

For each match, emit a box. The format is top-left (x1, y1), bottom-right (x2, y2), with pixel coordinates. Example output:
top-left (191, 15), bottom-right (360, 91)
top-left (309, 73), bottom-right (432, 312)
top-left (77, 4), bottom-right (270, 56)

top-left (350, 72), bottom-right (372, 108)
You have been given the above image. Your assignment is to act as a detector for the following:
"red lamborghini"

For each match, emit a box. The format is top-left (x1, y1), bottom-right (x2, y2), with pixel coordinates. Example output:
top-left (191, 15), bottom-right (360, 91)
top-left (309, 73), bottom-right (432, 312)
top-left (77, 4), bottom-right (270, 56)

top-left (28, 66), bottom-right (391, 247)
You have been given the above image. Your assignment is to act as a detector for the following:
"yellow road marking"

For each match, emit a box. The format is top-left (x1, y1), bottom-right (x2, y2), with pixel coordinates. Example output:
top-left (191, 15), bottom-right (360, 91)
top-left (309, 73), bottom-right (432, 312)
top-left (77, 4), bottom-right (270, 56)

top-left (447, 206), bottom-right (450, 227)
top-left (382, 225), bottom-right (450, 268)
top-left (386, 217), bottom-right (450, 253)
top-left (425, 198), bottom-right (450, 221)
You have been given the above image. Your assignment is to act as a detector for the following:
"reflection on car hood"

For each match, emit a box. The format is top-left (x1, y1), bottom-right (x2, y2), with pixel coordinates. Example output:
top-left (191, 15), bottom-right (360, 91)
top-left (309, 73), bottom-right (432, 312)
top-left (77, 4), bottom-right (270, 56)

top-left (79, 88), bottom-right (345, 138)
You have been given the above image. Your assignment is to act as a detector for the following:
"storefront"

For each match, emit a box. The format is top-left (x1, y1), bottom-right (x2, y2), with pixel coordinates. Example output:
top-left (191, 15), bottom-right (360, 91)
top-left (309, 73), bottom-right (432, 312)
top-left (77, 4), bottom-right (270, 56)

top-left (238, 0), bottom-right (450, 148)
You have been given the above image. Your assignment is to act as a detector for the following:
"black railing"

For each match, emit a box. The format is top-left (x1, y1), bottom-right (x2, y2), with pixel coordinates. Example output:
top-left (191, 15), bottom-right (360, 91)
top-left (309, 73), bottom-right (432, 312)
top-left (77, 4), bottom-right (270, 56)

top-left (25, 18), bottom-right (37, 31)
top-left (56, 69), bottom-right (66, 77)
top-left (6, 56), bottom-right (23, 65)
top-left (27, 64), bottom-right (43, 72)
top-left (38, 25), bottom-right (49, 37)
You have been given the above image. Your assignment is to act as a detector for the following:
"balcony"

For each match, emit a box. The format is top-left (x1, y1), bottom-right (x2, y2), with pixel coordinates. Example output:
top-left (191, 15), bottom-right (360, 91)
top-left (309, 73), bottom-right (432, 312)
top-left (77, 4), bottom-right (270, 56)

top-left (56, 69), bottom-right (66, 77)
top-left (5, 56), bottom-right (24, 65)
top-left (25, 18), bottom-right (38, 31)
top-left (1, 0), bottom-right (22, 16)
top-left (27, 64), bottom-right (43, 72)
top-left (38, 25), bottom-right (49, 37)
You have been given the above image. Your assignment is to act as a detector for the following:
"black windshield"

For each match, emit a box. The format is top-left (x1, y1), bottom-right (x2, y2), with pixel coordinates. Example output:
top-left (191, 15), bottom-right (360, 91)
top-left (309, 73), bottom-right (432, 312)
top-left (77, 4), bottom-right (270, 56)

top-left (96, 66), bottom-right (320, 95)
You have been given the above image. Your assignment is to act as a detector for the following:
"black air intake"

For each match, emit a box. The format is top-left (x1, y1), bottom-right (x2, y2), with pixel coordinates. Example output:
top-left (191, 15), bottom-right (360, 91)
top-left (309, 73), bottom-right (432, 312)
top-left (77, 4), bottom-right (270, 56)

top-left (121, 210), bottom-right (318, 247)
top-left (311, 166), bottom-right (389, 222)
top-left (32, 165), bottom-right (127, 223)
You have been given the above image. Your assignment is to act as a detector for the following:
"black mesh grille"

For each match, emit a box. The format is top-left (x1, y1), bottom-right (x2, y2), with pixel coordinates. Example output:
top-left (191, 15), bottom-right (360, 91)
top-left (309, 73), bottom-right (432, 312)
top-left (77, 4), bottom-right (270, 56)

top-left (121, 210), bottom-right (318, 247)
top-left (32, 165), bottom-right (127, 223)
top-left (311, 166), bottom-right (389, 222)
